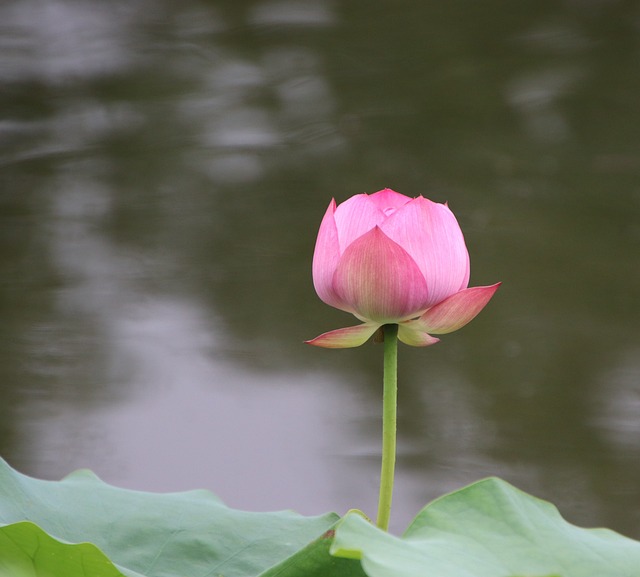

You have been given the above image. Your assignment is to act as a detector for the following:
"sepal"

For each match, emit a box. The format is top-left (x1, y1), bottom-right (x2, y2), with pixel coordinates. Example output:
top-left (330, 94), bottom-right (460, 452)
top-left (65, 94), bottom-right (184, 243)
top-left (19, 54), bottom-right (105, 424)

top-left (306, 322), bottom-right (381, 348)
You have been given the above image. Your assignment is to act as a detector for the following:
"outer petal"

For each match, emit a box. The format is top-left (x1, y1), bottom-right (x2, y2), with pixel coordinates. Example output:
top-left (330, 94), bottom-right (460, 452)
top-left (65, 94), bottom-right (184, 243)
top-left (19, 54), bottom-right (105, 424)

top-left (333, 227), bottom-right (430, 323)
top-left (380, 197), bottom-right (470, 307)
top-left (397, 324), bottom-right (440, 347)
top-left (411, 283), bottom-right (501, 335)
top-left (368, 188), bottom-right (413, 216)
top-left (333, 194), bottom-right (386, 253)
top-left (305, 322), bottom-right (381, 348)
top-left (312, 199), bottom-right (351, 312)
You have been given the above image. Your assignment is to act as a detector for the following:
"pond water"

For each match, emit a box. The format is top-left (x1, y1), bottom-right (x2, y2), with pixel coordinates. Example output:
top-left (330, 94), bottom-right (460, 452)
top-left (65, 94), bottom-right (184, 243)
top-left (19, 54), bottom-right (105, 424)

top-left (1, 0), bottom-right (640, 536)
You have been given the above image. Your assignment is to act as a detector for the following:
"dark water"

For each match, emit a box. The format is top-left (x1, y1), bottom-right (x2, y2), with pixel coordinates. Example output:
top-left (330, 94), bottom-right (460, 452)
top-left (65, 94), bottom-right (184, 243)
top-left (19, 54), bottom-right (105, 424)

top-left (1, 0), bottom-right (640, 536)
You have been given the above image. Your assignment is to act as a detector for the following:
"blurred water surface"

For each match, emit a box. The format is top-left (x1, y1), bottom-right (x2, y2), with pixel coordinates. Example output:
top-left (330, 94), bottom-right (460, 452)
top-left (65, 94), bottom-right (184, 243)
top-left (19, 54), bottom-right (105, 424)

top-left (1, 0), bottom-right (640, 535)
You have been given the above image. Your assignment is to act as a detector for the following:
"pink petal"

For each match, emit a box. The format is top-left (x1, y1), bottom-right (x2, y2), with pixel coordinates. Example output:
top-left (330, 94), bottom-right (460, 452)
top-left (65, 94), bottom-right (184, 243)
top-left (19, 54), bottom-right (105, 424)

top-left (380, 197), bottom-right (470, 307)
top-left (333, 194), bottom-right (386, 253)
top-left (332, 227), bottom-right (430, 323)
top-left (368, 188), bottom-right (413, 216)
top-left (312, 199), bottom-right (351, 311)
top-left (414, 283), bottom-right (501, 334)
top-left (397, 324), bottom-right (440, 347)
top-left (305, 322), bottom-right (381, 348)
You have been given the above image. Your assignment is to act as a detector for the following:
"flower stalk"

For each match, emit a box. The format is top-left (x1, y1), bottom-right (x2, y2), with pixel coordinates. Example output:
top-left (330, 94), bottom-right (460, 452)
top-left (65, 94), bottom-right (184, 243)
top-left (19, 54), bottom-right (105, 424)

top-left (376, 323), bottom-right (398, 531)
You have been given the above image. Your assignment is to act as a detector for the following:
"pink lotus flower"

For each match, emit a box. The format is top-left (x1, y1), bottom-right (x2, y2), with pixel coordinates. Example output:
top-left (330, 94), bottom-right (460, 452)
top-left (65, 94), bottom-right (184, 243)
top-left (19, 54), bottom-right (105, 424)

top-left (307, 188), bottom-right (500, 348)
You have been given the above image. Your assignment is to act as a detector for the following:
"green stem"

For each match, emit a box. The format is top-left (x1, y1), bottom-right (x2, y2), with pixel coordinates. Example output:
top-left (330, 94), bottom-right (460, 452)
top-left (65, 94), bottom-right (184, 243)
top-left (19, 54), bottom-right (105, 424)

top-left (376, 323), bottom-right (398, 531)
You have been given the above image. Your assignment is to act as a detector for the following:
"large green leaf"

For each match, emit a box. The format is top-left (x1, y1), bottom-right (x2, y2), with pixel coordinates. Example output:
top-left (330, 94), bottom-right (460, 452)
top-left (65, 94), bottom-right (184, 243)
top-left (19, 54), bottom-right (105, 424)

top-left (261, 526), bottom-right (367, 577)
top-left (4, 459), bottom-right (640, 577)
top-left (332, 477), bottom-right (640, 577)
top-left (0, 458), bottom-right (357, 577)
top-left (0, 521), bottom-right (126, 577)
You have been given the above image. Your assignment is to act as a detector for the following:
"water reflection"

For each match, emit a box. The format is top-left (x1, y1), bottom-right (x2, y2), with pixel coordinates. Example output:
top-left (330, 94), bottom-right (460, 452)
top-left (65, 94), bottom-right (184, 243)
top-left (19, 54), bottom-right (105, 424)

top-left (23, 297), bottom-right (367, 518)
top-left (1, 0), bottom-right (639, 537)
top-left (596, 350), bottom-right (640, 450)
top-left (248, 0), bottom-right (335, 27)
top-left (0, 1), bottom-right (134, 82)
